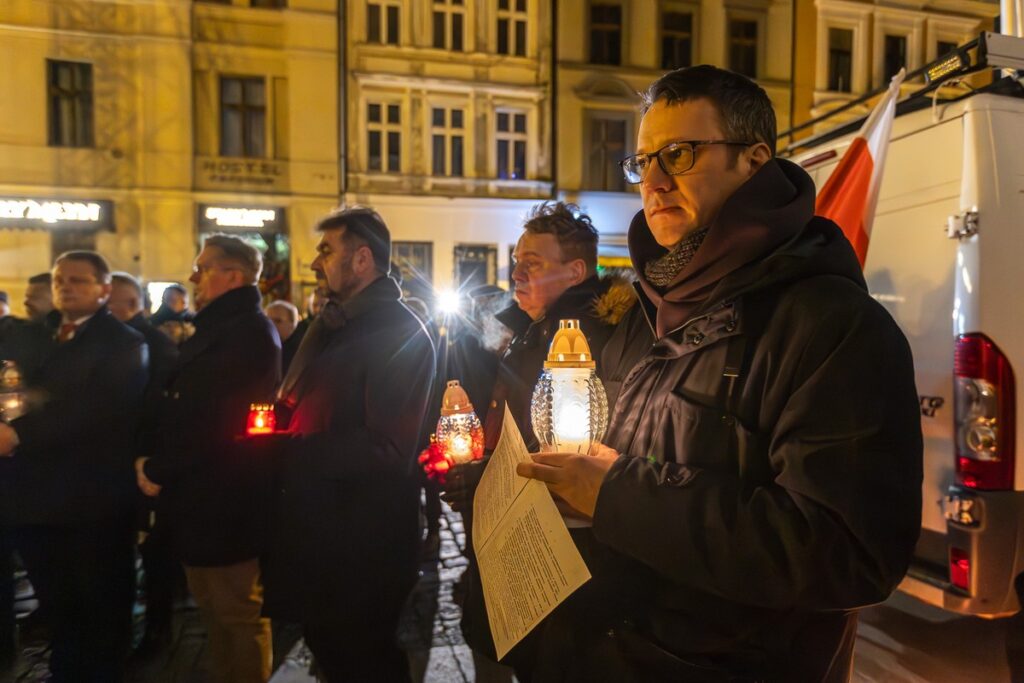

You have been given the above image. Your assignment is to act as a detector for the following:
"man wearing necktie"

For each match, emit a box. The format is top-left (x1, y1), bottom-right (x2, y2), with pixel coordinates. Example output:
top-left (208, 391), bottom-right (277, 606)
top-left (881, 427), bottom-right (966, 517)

top-left (0, 251), bottom-right (148, 681)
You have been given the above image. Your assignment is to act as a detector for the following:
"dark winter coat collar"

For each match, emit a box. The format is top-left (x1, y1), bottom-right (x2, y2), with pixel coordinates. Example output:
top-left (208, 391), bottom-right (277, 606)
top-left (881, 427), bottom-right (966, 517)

top-left (53, 305), bottom-right (115, 346)
top-left (179, 286), bottom-right (262, 367)
top-left (630, 158), bottom-right (805, 338)
top-left (495, 275), bottom-right (608, 339)
top-left (277, 276), bottom-right (403, 405)
top-left (192, 285), bottom-right (262, 331)
top-left (334, 275), bottom-right (402, 327)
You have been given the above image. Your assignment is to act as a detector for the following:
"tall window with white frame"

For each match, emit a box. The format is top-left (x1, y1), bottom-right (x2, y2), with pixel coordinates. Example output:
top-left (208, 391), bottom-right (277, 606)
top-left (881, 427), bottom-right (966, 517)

top-left (828, 28), bottom-right (853, 92)
top-left (590, 2), bottom-right (622, 65)
top-left (495, 111), bottom-right (527, 180)
top-left (367, 102), bottom-right (401, 173)
top-left (48, 60), bottom-right (94, 148)
top-left (367, 0), bottom-right (400, 45)
top-left (496, 0), bottom-right (527, 57)
top-left (431, 107), bottom-right (465, 177)
top-left (661, 10), bottom-right (693, 70)
top-left (728, 18), bottom-right (758, 78)
top-left (433, 0), bottom-right (465, 51)
top-left (220, 76), bottom-right (266, 158)
top-left (587, 116), bottom-right (627, 192)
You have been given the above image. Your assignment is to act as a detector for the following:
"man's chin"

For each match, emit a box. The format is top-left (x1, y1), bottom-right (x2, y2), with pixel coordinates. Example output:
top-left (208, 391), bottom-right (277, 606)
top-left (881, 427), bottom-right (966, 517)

top-left (647, 215), bottom-right (693, 249)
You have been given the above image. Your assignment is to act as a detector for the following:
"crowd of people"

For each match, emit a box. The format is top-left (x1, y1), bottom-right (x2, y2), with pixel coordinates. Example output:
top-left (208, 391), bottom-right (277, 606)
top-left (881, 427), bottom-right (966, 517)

top-left (0, 64), bottom-right (923, 683)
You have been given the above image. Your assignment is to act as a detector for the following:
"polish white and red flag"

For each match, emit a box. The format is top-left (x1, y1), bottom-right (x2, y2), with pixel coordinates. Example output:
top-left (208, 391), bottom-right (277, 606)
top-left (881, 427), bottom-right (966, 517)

top-left (815, 68), bottom-right (906, 268)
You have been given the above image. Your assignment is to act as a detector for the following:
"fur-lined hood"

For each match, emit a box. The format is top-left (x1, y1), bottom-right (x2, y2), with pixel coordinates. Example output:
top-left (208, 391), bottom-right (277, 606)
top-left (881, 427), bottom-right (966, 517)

top-left (591, 273), bottom-right (638, 326)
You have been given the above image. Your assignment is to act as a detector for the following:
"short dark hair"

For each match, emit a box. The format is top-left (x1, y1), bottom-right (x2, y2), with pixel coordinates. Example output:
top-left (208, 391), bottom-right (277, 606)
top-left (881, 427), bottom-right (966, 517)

top-left (316, 206), bottom-right (391, 275)
top-left (111, 272), bottom-right (144, 298)
top-left (163, 283), bottom-right (186, 302)
top-left (203, 234), bottom-right (262, 284)
top-left (641, 65), bottom-right (777, 156)
top-left (522, 202), bottom-right (599, 273)
top-left (54, 251), bottom-right (112, 284)
top-left (28, 272), bottom-right (51, 286)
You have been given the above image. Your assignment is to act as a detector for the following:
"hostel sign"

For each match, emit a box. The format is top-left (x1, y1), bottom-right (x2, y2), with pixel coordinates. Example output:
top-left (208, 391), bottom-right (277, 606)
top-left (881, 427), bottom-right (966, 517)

top-left (195, 157), bottom-right (289, 193)
top-left (0, 198), bottom-right (114, 230)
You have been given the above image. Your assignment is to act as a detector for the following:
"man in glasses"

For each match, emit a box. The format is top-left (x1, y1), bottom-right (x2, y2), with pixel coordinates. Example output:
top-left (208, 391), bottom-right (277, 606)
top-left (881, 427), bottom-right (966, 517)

top-left (518, 65), bottom-right (922, 681)
top-left (137, 234), bottom-right (280, 682)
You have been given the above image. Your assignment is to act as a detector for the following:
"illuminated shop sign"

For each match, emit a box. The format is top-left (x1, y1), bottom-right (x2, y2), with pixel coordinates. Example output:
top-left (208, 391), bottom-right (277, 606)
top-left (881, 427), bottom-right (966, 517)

top-left (198, 204), bottom-right (285, 233)
top-left (0, 198), bottom-right (114, 230)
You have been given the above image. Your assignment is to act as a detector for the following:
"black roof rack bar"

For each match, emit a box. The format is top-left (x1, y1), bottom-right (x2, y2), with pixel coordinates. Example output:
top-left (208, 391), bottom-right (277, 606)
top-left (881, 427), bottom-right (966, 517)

top-left (779, 63), bottom-right (993, 156)
top-left (778, 35), bottom-right (986, 152)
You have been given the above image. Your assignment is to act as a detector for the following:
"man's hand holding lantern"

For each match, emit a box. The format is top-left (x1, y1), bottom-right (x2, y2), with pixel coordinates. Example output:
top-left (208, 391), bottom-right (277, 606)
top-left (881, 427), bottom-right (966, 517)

top-left (516, 442), bottom-right (619, 519)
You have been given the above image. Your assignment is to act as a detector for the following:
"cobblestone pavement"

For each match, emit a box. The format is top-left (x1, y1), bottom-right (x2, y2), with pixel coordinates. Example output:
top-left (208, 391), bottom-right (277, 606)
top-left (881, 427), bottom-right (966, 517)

top-left (2, 500), bottom-right (492, 683)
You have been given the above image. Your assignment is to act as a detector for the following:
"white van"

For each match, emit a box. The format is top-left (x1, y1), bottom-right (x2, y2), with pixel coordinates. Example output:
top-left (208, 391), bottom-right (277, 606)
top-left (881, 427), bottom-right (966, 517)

top-left (788, 32), bottom-right (1024, 618)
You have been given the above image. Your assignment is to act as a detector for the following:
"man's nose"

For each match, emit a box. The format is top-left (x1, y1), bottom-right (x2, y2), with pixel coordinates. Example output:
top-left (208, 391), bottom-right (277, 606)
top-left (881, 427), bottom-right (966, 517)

top-left (188, 271), bottom-right (200, 285)
top-left (642, 158), bottom-right (673, 192)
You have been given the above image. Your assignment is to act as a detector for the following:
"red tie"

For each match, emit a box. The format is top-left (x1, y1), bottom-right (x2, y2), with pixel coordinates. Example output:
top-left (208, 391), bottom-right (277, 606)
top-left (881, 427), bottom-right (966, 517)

top-left (57, 322), bottom-right (78, 343)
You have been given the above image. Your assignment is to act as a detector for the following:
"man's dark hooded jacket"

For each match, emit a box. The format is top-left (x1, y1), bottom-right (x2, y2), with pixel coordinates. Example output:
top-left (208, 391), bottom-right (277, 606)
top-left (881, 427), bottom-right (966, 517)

top-left (262, 275), bottom-right (436, 628)
top-left (483, 275), bottom-right (630, 451)
top-left (143, 285), bottom-right (280, 566)
top-left (462, 274), bottom-right (638, 668)
top-left (541, 159), bottom-right (923, 682)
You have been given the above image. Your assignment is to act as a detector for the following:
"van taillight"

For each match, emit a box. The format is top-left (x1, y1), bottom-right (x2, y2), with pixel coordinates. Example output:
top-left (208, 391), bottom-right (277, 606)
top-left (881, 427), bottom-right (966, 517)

top-left (954, 334), bottom-right (1016, 490)
top-left (949, 547), bottom-right (971, 591)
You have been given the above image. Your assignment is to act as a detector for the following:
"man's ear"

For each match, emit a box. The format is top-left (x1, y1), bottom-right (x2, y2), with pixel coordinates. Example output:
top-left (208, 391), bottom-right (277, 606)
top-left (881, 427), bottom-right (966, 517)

top-left (744, 142), bottom-right (773, 177)
top-left (354, 245), bottom-right (375, 276)
top-left (227, 270), bottom-right (247, 289)
top-left (567, 259), bottom-right (587, 285)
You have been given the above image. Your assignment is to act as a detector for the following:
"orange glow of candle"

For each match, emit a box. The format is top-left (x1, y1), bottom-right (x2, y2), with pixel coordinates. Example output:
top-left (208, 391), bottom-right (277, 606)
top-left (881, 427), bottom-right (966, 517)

top-left (246, 403), bottom-right (276, 435)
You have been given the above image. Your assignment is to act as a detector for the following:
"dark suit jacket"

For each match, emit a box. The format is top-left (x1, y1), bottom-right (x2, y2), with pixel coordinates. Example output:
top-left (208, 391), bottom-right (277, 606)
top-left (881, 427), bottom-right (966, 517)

top-left (0, 319), bottom-right (55, 385)
top-left (144, 285), bottom-right (280, 567)
top-left (126, 313), bottom-right (179, 457)
top-left (263, 276), bottom-right (436, 623)
top-left (0, 307), bottom-right (148, 526)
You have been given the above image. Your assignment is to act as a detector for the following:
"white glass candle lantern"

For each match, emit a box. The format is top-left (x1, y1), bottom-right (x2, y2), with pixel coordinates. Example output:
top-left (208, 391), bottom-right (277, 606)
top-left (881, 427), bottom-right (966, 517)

top-left (436, 380), bottom-right (484, 465)
top-left (531, 319), bottom-right (608, 454)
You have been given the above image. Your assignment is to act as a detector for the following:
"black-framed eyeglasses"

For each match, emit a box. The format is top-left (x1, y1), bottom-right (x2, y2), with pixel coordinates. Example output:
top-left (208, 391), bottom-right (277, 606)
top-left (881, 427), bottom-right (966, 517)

top-left (619, 139), bottom-right (756, 184)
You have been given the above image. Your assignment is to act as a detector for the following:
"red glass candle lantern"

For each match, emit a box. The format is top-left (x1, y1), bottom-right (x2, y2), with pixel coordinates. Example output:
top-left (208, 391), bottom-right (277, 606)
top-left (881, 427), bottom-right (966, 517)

top-left (436, 380), bottom-right (484, 465)
top-left (246, 403), bottom-right (276, 435)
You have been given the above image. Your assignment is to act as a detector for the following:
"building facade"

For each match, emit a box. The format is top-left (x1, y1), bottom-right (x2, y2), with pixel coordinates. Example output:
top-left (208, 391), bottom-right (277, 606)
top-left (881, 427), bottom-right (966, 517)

top-left (342, 0), bottom-right (554, 297)
top-left (791, 0), bottom-right (997, 141)
top-left (555, 0), bottom-right (795, 264)
top-left (0, 0), bottom-right (338, 314)
top-left (0, 0), bottom-right (1001, 311)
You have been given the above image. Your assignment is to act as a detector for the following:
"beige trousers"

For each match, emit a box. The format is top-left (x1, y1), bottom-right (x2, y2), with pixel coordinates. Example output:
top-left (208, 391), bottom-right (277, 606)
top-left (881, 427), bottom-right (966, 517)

top-left (184, 559), bottom-right (272, 683)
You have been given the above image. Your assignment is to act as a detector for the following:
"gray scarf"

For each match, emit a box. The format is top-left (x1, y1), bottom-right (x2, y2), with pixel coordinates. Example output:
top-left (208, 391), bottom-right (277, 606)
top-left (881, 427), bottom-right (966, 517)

top-left (643, 226), bottom-right (710, 288)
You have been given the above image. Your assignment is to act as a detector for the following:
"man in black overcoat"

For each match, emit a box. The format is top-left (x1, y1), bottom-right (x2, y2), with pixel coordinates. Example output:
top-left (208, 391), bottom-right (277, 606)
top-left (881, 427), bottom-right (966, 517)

top-left (263, 207), bottom-right (435, 683)
top-left (137, 235), bottom-right (280, 683)
top-left (0, 251), bottom-right (148, 681)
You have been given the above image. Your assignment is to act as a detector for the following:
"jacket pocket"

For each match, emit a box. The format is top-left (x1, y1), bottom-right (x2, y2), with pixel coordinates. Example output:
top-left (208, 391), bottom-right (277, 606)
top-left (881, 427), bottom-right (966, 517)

top-left (650, 391), bottom-right (738, 476)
